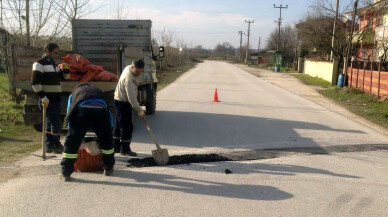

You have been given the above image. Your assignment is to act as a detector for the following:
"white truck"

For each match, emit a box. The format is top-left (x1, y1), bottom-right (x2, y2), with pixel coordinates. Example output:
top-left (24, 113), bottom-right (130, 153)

top-left (10, 19), bottom-right (164, 131)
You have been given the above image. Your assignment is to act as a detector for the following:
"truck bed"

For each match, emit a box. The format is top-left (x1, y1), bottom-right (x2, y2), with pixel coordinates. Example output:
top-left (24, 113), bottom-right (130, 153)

top-left (15, 80), bottom-right (117, 93)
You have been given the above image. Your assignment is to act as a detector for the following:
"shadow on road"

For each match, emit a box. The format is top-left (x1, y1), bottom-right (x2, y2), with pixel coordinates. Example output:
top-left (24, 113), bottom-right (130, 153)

top-left (172, 162), bottom-right (361, 179)
top-left (73, 169), bottom-right (294, 201)
top-left (132, 111), bottom-right (366, 151)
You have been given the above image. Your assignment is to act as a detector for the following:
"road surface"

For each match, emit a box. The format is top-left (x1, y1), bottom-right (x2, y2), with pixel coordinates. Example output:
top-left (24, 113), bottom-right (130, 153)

top-left (131, 60), bottom-right (387, 154)
top-left (0, 61), bottom-right (387, 217)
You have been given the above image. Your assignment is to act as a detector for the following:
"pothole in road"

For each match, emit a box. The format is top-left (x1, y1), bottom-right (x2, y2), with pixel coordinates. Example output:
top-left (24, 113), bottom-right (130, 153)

top-left (127, 154), bottom-right (231, 167)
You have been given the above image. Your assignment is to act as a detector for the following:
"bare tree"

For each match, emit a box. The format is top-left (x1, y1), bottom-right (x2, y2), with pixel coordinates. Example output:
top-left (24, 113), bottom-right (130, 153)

top-left (53, 0), bottom-right (102, 48)
top-left (156, 28), bottom-right (174, 67)
top-left (266, 25), bottom-right (298, 65)
top-left (0, 29), bottom-right (18, 101)
top-left (1, 0), bottom-right (97, 47)
top-left (213, 42), bottom-right (236, 57)
top-left (0, 0), bottom-right (97, 101)
top-left (111, 0), bottom-right (127, 20)
top-left (310, 0), bottom-right (373, 17)
top-left (157, 28), bottom-right (174, 47)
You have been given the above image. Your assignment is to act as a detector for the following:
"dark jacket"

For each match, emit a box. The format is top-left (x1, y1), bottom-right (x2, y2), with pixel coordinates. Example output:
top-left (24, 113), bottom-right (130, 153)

top-left (65, 84), bottom-right (106, 124)
top-left (31, 55), bottom-right (70, 99)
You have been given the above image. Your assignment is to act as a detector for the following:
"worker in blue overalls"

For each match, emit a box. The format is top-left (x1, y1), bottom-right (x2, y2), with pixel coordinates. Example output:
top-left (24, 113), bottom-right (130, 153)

top-left (60, 83), bottom-right (115, 181)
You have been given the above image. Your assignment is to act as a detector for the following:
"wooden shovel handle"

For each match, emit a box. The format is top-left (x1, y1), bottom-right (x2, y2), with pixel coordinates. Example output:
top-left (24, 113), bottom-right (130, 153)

top-left (41, 97), bottom-right (49, 160)
top-left (42, 106), bottom-right (47, 159)
top-left (142, 117), bottom-right (162, 150)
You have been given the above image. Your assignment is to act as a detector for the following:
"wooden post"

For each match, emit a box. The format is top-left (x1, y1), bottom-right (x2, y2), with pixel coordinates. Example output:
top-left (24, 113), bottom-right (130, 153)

top-left (370, 62), bottom-right (373, 94)
top-left (350, 61), bottom-right (353, 88)
top-left (362, 61), bottom-right (366, 91)
top-left (378, 61), bottom-right (381, 97)
top-left (356, 62), bottom-right (359, 89)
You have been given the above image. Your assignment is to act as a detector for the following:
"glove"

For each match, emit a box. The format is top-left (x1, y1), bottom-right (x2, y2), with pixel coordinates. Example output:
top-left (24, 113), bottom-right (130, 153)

top-left (38, 96), bottom-right (50, 110)
top-left (138, 110), bottom-right (145, 119)
top-left (38, 98), bottom-right (42, 110)
top-left (59, 63), bottom-right (71, 80)
top-left (59, 63), bottom-right (70, 70)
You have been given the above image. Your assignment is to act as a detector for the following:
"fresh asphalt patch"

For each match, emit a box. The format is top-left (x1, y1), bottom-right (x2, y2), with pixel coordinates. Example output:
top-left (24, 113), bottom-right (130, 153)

top-left (127, 144), bottom-right (388, 168)
top-left (127, 154), bottom-right (231, 167)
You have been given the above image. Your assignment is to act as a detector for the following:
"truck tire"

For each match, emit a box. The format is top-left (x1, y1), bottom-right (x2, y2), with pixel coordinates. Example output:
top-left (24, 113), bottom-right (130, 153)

top-left (33, 123), bottom-right (42, 132)
top-left (145, 89), bottom-right (156, 115)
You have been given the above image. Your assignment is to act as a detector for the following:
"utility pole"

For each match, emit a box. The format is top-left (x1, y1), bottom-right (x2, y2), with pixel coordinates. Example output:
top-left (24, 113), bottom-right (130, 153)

top-left (343, 0), bottom-right (359, 81)
top-left (245, 20), bottom-right (254, 63)
top-left (258, 36), bottom-right (261, 52)
top-left (238, 31), bottom-right (243, 62)
top-left (330, 0), bottom-right (340, 61)
top-left (26, 0), bottom-right (30, 46)
top-left (274, 4), bottom-right (288, 51)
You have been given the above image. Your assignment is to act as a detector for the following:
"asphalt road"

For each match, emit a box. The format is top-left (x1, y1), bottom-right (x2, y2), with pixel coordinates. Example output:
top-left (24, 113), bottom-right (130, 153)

top-left (131, 61), bottom-right (387, 155)
top-left (0, 61), bottom-right (387, 216)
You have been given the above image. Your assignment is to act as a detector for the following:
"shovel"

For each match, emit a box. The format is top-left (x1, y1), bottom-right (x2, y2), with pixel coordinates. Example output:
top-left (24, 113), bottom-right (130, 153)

top-left (33, 97), bottom-right (55, 160)
top-left (142, 117), bottom-right (169, 166)
top-left (41, 97), bottom-right (49, 160)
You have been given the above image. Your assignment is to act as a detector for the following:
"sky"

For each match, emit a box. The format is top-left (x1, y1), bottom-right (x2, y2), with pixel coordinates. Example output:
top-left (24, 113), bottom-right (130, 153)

top-left (86, 0), bottom-right (312, 49)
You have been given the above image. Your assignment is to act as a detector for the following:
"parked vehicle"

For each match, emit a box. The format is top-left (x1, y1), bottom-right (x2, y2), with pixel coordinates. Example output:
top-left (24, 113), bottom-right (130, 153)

top-left (10, 19), bottom-right (164, 131)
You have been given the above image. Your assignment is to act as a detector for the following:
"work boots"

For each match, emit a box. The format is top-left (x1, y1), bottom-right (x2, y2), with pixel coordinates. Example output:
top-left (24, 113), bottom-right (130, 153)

top-left (113, 138), bottom-right (121, 153)
top-left (46, 134), bottom-right (64, 154)
top-left (60, 175), bottom-right (71, 182)
top-left (121, 142), bottom-right (137, 156)
top-left (103, 167), bottom-right (114, 176)
top-left (47, 145), bottom-right (63, 154)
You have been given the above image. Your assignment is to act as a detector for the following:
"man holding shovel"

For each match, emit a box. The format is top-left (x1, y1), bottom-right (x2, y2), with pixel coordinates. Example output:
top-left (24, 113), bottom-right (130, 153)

top-left (31, 43), bottom-right (70, 154)
top-left (113, 59), bottom-right (146, 156)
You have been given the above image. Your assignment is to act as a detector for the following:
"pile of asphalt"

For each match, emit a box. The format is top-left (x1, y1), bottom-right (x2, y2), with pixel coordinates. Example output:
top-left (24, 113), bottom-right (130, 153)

top-left (127, 154), bottom-right (231, 167)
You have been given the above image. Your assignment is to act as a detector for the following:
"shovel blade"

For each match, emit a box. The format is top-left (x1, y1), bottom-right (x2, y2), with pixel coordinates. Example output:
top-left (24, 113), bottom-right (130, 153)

top-left (152, 148), bottom-right (169, 166)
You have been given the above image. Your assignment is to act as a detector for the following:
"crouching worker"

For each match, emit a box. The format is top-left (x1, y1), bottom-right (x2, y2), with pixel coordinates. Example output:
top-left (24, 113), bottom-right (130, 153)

top-left (60, 83), bottom-right (115, 181)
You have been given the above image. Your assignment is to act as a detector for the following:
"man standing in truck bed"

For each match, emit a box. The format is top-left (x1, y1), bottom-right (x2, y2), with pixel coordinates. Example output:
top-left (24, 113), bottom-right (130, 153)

top-left (31, 43), bottom-right (70, 153)
top-left (113, 59), bottom-right (146, 156)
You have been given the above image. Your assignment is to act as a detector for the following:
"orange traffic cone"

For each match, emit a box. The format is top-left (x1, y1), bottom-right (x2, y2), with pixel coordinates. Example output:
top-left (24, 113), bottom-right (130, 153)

top-left (212, 88), bottom-right (220, 102)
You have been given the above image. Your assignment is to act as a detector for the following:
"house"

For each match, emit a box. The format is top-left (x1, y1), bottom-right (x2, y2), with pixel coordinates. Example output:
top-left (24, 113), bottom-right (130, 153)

top-left (346, 0), bottom-right (388, 61)
top-left (0, 28), bottom-right (11, 70)
top-left (0, 28), bottom-right (9, 46)
top-left (249, 52), bottom-right (258, 64)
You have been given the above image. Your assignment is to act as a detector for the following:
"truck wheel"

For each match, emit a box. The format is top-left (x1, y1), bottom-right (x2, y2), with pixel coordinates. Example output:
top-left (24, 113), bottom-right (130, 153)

top-left (33, 123), bottom-right (42, 132)
top-left (145, 90), bottom-right (156, 115)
